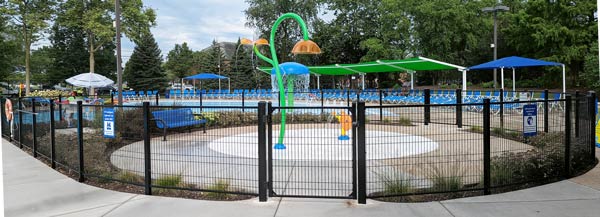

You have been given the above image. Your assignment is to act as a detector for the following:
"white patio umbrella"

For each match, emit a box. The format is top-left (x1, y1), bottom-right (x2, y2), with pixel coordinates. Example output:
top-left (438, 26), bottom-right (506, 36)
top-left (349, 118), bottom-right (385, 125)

top-left (66, 72), bottom-right (114, 88)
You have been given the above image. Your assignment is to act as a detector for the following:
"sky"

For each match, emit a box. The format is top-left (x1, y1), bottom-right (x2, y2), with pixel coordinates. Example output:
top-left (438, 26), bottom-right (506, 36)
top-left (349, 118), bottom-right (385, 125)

top-left (121, 0), bottom-right (255, 61)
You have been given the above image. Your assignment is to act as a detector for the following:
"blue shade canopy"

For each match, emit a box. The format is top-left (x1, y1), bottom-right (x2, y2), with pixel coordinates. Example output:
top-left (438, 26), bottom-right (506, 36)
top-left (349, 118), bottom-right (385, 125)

top-left (468, 56), bottom-right (562, 70)
top-left (183, 73), bottom-right (228, 80)
top-left (271, 62), bottom-right (309, 75)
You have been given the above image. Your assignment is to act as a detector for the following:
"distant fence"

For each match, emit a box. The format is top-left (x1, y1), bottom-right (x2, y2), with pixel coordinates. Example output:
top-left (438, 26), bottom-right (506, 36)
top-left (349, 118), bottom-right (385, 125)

top-left (1, 89), bottom-right (597, 204)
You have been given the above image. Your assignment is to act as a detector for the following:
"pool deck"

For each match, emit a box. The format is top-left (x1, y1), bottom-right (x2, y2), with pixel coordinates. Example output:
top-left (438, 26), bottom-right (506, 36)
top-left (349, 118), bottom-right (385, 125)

top-left (3, 138), bottom-right (600, 217)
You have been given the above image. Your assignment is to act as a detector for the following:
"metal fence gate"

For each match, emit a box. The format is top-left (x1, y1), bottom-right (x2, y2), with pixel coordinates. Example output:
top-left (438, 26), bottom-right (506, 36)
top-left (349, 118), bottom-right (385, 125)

top-left (266, 103), bottom-right (357, 199)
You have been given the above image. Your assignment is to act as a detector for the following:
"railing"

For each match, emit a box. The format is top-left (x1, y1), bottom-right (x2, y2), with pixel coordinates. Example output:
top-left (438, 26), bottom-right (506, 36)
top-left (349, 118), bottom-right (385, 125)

top-left (0, 90), bottom-right (597, 204)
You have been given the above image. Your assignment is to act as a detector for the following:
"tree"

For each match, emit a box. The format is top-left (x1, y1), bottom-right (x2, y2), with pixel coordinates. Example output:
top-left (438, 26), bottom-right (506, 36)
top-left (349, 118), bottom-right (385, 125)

top-left (45, 6), bottom-right (115, 86)
top-left (0, 14), bottom-right (20, 84)
top-left (124, 33), bottom-right (166, 91)
top-left (61, 0), bottom-right (155, 92)
top-left (229, 38), bottom-right (255, 89)
top-left (164, 43), bottom-right (194, 80)
top-left (245, 0), bottom-right (322, 63)
top-left (502, 0), bottom-right (597, 87)
top-left (2, 0), bottom-right (56, 94)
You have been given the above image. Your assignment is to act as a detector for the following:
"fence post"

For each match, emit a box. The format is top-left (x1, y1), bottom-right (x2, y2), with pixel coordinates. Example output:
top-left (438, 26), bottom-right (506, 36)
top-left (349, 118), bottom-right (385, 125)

top-left (50, 99), bottom-right (56, 169)
top-left (379, 89), bottom-right (383, 122)
top-left (155, 92), bottom-right (159, 105)
top-left (574, 91), bottom-right (580, 137)
top-left (351, 102), bottom-right (357, 199)
top-left (142, 102), bottom-right (152, 195)
top-left (18, 97), bottom-right (23, 149)
top-left (32, 97), bottom-right (37, 157)
top-left (564, 94), bottom-right (572, 178)
top-left (456, 89), bottom-right (462, 128)
top-left (499, 89), bottom-right (504, 129)
top-left (242, 90), bottom-right (246, 113)
top-left (257, 101), bottom-right (268, 202)
top-left (347, 89), bottom-right (350, 107)
top-left (424, 89), bottom-right (430, 125)
top-left (357, 101), bottom-right (366, 204)
top-left (267, 102), bottom-right (274, 196)
top-left (77, 101), bottom-right (85, 182)
top-left (588, 91), bottom-right (596, 161)
top-left (544, 89), bottom-right (549, 132)
top-left (320, 89), bottom-right (324, 114)
top-left (483, 98), bottom-right (491, 195)
top-left (199, 90), bottom-right (203, 112)
top-left (58, 94), bottom-right (63, 121)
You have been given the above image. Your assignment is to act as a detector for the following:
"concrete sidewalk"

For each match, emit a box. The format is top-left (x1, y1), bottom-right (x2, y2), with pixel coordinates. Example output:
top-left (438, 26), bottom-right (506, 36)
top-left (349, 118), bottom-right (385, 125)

top-left (3, 138), bottom-right (600, 217)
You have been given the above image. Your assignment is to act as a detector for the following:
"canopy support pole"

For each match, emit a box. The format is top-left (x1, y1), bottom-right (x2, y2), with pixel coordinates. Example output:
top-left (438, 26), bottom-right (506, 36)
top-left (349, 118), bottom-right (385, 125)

top-left (512, 68), bottom-right (515, 93)
top-left (562, 64), bottom-right (566, 94)
top-left (315, 74), bottom-right (320, 90)
top-left (360, 73), bottom-right (365, 90)
top-left (500, 67), bottom-right (504, 90)
top-left (462, 70), bottom-right (467, 91)
top-left (410, 71), bottom-right (414, 90)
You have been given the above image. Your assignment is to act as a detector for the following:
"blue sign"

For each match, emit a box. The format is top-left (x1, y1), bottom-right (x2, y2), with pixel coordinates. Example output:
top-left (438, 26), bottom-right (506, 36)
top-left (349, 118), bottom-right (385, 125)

top-left (523, 104), bottom-right (537, 137)
top-left (103, 108), bottom-right (115, 138)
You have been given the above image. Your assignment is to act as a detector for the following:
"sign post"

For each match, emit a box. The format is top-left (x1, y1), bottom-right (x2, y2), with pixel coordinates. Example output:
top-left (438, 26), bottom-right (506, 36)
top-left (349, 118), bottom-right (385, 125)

top-left (103, 108), bottom-right (115, 138)
top-left (523, 104), bottom-right (537, 137)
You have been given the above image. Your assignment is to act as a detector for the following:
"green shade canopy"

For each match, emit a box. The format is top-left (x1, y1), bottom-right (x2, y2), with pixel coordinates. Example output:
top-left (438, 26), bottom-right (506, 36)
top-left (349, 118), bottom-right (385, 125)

top-left (258, 56), bottom-right (465, 75)
top-left (258, 56), bottom-right (469, 90)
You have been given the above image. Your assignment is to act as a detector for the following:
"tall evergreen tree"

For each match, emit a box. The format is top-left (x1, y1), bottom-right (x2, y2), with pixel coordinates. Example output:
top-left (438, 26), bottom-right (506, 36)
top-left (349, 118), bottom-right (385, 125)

top-left (230, 38), bottom-right (255, 89)
top-left (124, 33), bottom-right (166, 91)
top-left (164, 42), bottom-right (194, 79)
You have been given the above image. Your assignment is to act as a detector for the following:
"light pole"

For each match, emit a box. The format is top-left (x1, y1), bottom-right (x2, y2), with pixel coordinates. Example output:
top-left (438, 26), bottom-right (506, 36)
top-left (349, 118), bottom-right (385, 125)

top-left (482, 5), bottom-right (509, 89)
top-left (115, 0), bottom-right (123, 105)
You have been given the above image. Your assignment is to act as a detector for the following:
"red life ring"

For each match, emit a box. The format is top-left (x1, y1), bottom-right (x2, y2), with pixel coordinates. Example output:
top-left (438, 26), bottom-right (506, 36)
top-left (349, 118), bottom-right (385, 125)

top-left (5, 99), bottom-right (13, 121)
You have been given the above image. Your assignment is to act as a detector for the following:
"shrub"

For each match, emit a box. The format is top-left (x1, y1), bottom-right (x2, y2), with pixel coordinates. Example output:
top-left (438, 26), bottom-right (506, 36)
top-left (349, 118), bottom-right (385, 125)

top-left (470, 126), bottom-right (483, 133)
top-left (376, 171), bottom-right (413, 195)
top-left (154, 175), bottom-right (182, 187)
top-left (398, 117), bottom-right (413, 126)
top-left (481, 81), bottom-right (495, 89)
top-left (205, 180), bottom-right (232, 200)
top-left (118, 171), bottom-right (144, 183)
top-left (429, 164), bottom-right (464, 191)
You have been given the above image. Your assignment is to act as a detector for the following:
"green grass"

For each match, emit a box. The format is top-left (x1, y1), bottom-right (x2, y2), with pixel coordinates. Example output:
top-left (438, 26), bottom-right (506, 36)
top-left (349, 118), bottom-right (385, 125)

top-left (430, 165), bottom-right (464, 191)
top-left (470, 126), bottom-right (483, 133)
top-left (377, 171), bottom-right (413, 195)
top-left (153, 175), bottom-right (183, 194)
top-left (205, 180), bottom-right (231, 200)
top-left (154, 175), bottom-right (182, 187)
top-left (118, 171), bottom-right (144, 183)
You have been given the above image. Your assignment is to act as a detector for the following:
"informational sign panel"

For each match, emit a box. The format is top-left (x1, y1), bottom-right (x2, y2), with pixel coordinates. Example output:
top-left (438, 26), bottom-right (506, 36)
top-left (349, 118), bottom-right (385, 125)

top-left (103, 108), bottom-right (115, 138)
top-left (523, 104), bottom-right (537, 137)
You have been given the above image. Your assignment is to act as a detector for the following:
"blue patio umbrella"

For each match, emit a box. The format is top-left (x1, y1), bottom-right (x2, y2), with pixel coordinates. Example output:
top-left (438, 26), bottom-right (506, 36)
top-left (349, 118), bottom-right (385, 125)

top-left (183, 73), bottom-right (230, 92)
top-left (468, 56), bottom-right (565, 93)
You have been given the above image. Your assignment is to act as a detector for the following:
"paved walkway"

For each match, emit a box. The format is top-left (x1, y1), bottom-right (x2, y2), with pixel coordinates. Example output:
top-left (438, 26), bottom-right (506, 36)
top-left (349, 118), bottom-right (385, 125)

top-left (3, 138), bottom-right (600, 217)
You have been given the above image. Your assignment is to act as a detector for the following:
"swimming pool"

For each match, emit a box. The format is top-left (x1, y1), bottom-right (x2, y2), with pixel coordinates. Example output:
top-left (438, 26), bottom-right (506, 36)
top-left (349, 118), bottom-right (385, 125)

top-left (126, 100), bottom-right (396, 116)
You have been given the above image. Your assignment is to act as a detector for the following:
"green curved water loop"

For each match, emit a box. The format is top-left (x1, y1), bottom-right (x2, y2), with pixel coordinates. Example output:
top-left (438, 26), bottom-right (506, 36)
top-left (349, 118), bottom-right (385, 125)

top-left (252, 13), bottom-right (310, 146)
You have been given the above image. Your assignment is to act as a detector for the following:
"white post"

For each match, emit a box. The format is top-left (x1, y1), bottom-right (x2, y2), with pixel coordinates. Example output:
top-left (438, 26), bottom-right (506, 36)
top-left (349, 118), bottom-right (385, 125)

top-left (500, 67), bottom-right (504, 90)
top-left (316, 75), bottom-right (320, 90)
top-left (410, 72), bottom-right (414, 90)
top-left (562, 64), bottom-right (566, 94)
top-left (361, 73), bottom-right (365, 90)
top-left (462, 70), bottom-right (467, 91)
top-left (512, 68), bottom-right (515, 93)
top-left (228, 78), bottom-right (231, 93)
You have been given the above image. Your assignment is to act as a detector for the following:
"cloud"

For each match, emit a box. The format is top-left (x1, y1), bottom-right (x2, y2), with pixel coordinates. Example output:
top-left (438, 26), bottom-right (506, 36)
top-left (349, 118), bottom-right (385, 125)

top-left (121, 0), bottom-right (254, 60)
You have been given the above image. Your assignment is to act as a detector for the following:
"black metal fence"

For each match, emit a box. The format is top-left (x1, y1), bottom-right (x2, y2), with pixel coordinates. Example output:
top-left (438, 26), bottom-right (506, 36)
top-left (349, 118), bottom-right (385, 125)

top-left (1, 89), bottom-right (597, 204)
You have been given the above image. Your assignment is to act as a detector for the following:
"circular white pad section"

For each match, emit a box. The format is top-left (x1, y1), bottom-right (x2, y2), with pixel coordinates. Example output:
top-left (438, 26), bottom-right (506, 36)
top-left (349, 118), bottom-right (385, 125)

top-left (208, 128), bottom-right (438, 160)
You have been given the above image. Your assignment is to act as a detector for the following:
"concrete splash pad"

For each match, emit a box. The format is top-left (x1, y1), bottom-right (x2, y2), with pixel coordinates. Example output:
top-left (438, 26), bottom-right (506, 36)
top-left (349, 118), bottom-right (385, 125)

top-left (207, 128), bottom-right (438, 160)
